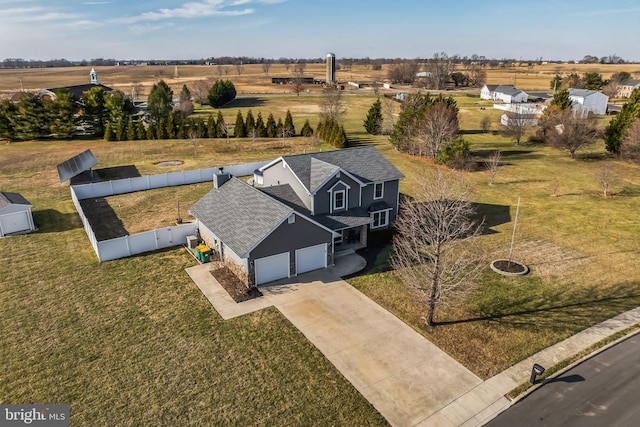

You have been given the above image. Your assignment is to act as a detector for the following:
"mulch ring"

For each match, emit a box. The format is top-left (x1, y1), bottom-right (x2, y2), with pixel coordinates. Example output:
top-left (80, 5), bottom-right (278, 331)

top-left (211, 267), bottom-right (262, 303)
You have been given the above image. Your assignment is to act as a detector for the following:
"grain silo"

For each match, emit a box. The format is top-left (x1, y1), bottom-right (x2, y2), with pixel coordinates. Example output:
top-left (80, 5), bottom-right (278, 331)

top-left (326, 53), bottom-right (336, 83)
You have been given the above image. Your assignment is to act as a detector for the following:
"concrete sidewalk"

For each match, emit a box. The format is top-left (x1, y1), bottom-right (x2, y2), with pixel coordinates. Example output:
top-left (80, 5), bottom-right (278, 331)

top-left (425, 306), bottom-right (640, 426)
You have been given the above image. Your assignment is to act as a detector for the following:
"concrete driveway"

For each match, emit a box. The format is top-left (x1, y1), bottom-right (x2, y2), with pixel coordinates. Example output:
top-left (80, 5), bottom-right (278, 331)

top-left (261, 270), bottom-right (483, 427)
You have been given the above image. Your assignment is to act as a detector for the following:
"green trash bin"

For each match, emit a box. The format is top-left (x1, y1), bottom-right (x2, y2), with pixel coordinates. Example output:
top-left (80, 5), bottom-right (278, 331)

top-left (202, 249), bottom-right (212, 263)
top-left (195, 247), bottom-right (202, 262)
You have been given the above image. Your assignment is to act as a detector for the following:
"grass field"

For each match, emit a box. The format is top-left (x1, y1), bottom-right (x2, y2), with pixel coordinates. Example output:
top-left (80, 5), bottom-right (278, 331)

top-left (2, 82), bottom-right (640, 423)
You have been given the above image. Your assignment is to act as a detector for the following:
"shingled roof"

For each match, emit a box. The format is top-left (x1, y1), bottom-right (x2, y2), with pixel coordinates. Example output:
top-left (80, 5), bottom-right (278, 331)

top-left (277, 146), bottom-right (404, 193)
top-left (189, 178), bottom-right (293, 257)
top-left (0, 192), bottom-right (31, 209)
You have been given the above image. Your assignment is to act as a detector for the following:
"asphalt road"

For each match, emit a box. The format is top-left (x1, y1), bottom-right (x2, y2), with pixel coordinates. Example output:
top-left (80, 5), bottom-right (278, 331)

top-left (485, 332), bottom-right (640, 427)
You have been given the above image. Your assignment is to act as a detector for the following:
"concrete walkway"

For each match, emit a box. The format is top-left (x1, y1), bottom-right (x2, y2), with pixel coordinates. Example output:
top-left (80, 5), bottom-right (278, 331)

top-left (261, 270), bottom-right (482, 427)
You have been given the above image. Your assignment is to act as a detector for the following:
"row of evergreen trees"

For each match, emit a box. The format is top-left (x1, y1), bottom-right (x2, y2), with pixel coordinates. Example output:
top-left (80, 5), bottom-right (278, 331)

top-left (103, 109), bottom-right (317, 141)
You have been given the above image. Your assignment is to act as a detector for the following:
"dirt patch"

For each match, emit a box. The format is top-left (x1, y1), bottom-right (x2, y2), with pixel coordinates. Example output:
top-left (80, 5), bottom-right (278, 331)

top-left (211, 267), bottom-right (262, 303)
top-left (154, 160), bottom-right (184, 167)
top-left (503, 240), bottom-right (587, 277)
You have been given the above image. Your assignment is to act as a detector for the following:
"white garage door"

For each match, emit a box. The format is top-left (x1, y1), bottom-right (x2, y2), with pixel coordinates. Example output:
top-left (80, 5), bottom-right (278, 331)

top-left (296, 243), bottom-right (327, 275)
top-left (0, 212), bottom-right (30, 236)
top-left (254, 252), bottom-right (290, 285)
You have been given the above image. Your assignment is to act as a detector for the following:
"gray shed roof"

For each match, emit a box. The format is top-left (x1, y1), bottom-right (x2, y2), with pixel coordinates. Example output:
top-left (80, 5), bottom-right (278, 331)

top-left (278, 146), bottom-right (404, 193)
top-left (620, 79), bottom-right (640, 87)
top-left (189, 178), bottom-right (293, 257)
top-left (568, 88), bottom-right (601, 98)
top-left (0, 192), bottom-right (31, 209)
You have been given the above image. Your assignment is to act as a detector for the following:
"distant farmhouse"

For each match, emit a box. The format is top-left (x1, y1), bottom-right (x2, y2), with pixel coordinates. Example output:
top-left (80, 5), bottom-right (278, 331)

top-left (616, 79), bottom-right (640, 98)
top-left (567, 88), bottom-right (609, 115)
top-left (480, 84), bottom-right (528, 103)
top-left (39, 68), bottom-right (114, 101)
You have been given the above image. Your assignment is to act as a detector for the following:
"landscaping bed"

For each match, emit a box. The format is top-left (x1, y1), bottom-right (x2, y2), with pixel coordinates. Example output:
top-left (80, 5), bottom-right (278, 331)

top-left (211, 266), bottom-right (263, 303)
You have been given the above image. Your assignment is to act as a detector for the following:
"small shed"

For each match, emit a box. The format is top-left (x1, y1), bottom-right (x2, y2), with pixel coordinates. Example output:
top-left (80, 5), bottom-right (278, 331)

top-left (0, 192), bottom-right (36, 237)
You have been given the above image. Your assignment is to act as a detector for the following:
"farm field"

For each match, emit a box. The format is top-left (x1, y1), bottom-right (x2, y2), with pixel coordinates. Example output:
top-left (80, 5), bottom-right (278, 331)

top-left (2, 72), bottom-right (640, 423)
top-left (1, 62), bottom-right (639, 100)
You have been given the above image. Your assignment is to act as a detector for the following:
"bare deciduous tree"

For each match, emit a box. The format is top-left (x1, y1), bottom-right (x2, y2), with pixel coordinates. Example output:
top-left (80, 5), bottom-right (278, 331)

top-left (189, 128), bottom-right (199, 155)
top-left (424, 52), bottom-right (453, 90)
top-left (414, 103), bottom-right (459, 158)
top-left (130, 83), bottom-right (144, 101)
top-left (391, 169), bottom-right (483, 327)
top-left (192, 78), bottom-right (215, 105)
top-left (621, 118), bottom-right (640, 163)
top-left (480, 116), bottom-right (492, 133)
top-left (292, 61), bottom-right (306, 96)
top-left (319, 86), bottom-right (346, 124)
top-left (501, 112), bottom-right (534, 145)
top-left (222, 66), bottom-right (230, 76)
top-left (484, 150), bottom-right (501, 185)
top-left (549, 109), bottom-right (600, 159)
top-left (261, 62), bottom-right (272, 75)
top-left (595, 164), bottom-right (615, 197)
top-left (217, 66), bottom-right (224, 78)
top-left (383, 97), bottom-right (396, 135)
top-left (236, 62), bottom-right (244, 76)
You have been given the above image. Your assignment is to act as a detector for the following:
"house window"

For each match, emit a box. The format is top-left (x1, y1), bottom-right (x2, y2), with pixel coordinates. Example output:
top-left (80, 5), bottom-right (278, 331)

top-left (371, 211), bottom-right (389, 229)
top-left (333, 190), bottom-right (346, 210)
top-left (374, 182), bottom-right (384, 200)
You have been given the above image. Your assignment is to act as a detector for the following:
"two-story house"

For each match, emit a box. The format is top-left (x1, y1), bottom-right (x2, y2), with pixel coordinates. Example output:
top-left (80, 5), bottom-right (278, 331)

top-left (189, 146), bottom-right (404, 286)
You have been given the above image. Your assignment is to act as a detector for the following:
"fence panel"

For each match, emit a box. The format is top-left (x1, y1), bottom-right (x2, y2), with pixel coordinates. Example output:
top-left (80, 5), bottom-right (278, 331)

top-left (96, 236), bottom-right (130, 262)
top-left (127, 231), bottom-right (157, 255)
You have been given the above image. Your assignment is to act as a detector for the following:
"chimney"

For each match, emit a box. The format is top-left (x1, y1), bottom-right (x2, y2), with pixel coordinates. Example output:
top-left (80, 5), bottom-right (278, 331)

top-left (213, 168), bottom-right (231, 189)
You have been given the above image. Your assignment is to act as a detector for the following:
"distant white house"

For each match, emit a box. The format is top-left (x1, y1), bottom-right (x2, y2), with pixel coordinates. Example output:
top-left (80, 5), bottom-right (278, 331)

top-left (480, 84), bottom-right (528, 103)
top-left (567, 88), bottom-right (609, 115)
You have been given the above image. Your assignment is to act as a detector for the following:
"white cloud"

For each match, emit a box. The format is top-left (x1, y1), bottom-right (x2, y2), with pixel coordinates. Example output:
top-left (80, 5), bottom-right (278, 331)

top-left (112, 0), bottom-right (282, 24)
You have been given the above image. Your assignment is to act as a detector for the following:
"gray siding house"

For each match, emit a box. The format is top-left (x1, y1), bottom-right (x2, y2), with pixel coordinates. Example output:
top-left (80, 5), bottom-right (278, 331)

top-left (189, 146), bottom-right (404, 286)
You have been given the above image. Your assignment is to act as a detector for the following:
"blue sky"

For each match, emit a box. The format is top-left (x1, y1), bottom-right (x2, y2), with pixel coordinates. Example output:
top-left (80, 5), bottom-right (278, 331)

top-left (1, 0), bottom-right (639, 61)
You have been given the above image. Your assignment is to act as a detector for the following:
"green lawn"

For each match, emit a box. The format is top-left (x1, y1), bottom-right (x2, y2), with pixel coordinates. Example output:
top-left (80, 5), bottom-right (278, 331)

top-left (0, 136), bottom-right (386, 425)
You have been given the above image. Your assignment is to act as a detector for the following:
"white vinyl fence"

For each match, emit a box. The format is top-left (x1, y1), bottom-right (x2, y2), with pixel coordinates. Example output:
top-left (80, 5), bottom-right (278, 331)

top-left (71, 162), bottom-right (268, 262)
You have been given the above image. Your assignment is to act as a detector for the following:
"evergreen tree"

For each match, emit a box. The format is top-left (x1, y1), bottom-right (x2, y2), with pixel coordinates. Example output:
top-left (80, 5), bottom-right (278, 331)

top-left (45, 88), bottom-right (78, 139)
top-left (276, 117), bottom-right (284, 137)
top-left (550, 88), bottom-right (573, 110)
top-left (81, 86), bottom-right (106, 137)
top-left (363, 98), bottom-right (383, 135)
top-left (115, 117), bottom-right (126, 141)
top-left (266, 113), bottom-right (277, 138)
top-left (104, 122), bottom-right (114, 141)
top-left (0, 100), bottom-right (16, 140)
top-left (255, 112), bottom-right (266, 137)
top-left (136, 119), bottom-right (146, 140)
top-left (147, 80), bottom-right (173, 122)
top-left (166, 113), bottom-right (176, 139)
top-left (175, 84), bottom-right (194, 117)
top-left (156, 118), bottom-right (167, 140)
top-left (176, 116), bottom-right (186, 139)
top-left (206, 114), bottom-right (216, 138)
top-left (215, 111), bottom-right (226, 138)
top-left (14, 92), bottom-right (47, 140)
top-left (245, 109), bottom-right (256, 135)
top-left (127, 116), bottom-right (136, 140)
top-left (300, 119), bottom-right (314, 137)
top-left (208, 79), bottom-right (237, 107)
top-left (284, 109), bottom-right (295, 135)
top-left (234, 110), bottom-right (246, 137)
top-left (196, 117), bottom-right (206, 137)
top-left (605, 88), bottom-right (640, 154)
top-left (146, 121), bottom-right (156, 140)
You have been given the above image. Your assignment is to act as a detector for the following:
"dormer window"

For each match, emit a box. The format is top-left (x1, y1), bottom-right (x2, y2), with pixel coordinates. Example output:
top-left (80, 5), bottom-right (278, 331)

top-left (333, 190), bottom-right (345, 210)
top-left (374, 182), bottom-right (384, 200)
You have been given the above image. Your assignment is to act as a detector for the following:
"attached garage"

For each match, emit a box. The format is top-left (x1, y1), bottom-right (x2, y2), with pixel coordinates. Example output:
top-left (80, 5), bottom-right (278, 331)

top-left (255, 252), bottom-right (290, 285)
top-left (296, 243), bottom-right (327, 275)
top-left (0, 192), bottom-right (35, 237)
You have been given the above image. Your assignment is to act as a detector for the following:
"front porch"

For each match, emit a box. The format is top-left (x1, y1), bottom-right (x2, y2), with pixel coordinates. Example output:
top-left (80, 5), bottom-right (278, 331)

top-left (333, 224), bottom-right (368, 255)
